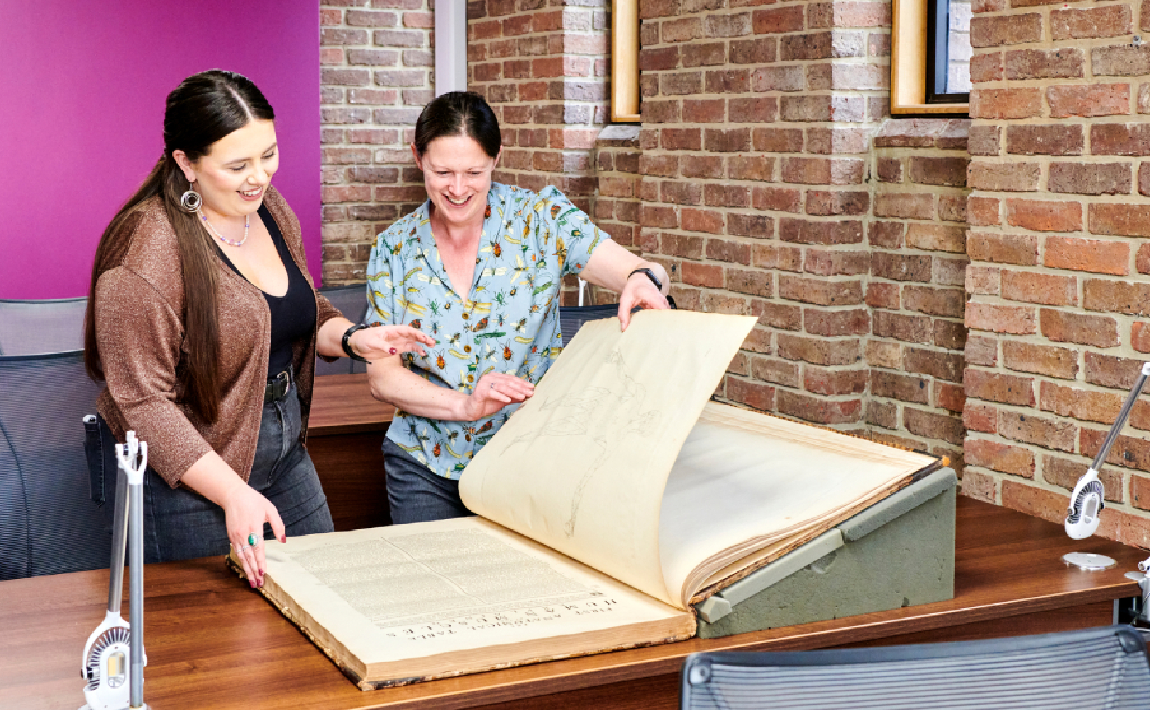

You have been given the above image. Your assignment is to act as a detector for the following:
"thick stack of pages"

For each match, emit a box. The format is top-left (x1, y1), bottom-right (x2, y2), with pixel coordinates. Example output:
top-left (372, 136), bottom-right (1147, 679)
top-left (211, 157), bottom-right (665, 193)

top-left (237, 310), bottom-right (938, 689)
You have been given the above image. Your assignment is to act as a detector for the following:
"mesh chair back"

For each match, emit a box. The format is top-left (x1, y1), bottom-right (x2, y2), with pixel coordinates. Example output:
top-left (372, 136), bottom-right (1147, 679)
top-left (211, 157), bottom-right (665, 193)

top-left (681, 625), bottom-right (1150, 710)
top-left (315, 284), bottom-right (369, 376)
top-left (558, 304), bottom-right (619, 344)
top-left (0, 297), bottom-right (87, 356)
top-left (0, 351), bottom-right (109, 579)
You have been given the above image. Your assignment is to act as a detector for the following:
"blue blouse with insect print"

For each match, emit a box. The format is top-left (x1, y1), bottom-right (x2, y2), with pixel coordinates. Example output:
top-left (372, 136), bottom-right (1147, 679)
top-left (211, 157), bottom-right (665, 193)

top-left (364, 182), bottom-right (609, 480)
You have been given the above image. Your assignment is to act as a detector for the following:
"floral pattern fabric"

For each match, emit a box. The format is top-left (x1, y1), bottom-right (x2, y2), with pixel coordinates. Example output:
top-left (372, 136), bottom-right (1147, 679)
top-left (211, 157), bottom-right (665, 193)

top-left (365, 182), bottom-right (608, 479)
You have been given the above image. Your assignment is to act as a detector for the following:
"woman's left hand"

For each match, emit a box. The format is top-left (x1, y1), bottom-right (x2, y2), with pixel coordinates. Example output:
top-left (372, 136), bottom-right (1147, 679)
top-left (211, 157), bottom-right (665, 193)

top-left (618, 271), bottom-right (672, 330)
top-left (350, 325), bottom-right (436, 362)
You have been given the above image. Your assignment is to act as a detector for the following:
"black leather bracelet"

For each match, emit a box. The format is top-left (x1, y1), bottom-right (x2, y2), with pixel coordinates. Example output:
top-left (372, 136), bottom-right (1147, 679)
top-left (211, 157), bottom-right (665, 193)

top-left (342, 323), bottom-right (371, 362)
top-left (628, 267), bottom-right (677, 309)
top-left (628, 267), bottom-right (664, 292)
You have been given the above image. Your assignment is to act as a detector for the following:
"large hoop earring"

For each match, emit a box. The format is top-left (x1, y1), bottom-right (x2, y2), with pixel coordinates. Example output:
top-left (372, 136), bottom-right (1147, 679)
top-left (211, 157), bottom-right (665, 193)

top-left (180, 182), bottom-right (202, 212)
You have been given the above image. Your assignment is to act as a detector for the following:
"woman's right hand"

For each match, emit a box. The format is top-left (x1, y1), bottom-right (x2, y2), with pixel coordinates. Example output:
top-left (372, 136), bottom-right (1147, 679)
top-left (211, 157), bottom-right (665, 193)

top-left (462, 373), bottom-right (535, 420)
top-left (221, 482), bottom-right (286, 589)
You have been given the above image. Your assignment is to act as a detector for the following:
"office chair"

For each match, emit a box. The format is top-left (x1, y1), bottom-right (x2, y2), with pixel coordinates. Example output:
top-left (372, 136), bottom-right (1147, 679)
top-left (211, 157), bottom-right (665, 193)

top-left (0, 350), bottom-right (110, 579)
top-left (681, 625), bottom-right (1150, 709)
top-left (315, 284), bottom-right (370, 376)
top-left (0, 297), bottom-right (87, 356)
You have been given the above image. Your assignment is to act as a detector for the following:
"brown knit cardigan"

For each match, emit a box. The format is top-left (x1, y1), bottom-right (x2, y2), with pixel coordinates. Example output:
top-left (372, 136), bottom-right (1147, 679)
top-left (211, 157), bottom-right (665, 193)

top-left (93, 187), bottom-right (342, 488)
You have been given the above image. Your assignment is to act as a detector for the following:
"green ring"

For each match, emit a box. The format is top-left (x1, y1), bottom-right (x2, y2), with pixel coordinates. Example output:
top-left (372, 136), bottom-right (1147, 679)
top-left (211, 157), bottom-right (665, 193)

top-left (248, 532), bottom-right (259, 547)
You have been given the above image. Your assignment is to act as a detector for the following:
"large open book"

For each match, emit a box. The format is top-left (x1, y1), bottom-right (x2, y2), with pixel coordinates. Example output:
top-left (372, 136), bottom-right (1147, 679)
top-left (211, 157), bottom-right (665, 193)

top-left (239, 311), bottom-right (938, 689)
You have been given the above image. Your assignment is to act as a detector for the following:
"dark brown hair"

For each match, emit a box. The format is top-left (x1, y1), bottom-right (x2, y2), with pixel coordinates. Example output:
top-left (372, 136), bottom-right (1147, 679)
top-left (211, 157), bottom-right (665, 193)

top-left (85, 70), bottom-right (274, 423)
top-left (413, 91), bottom-right (501, 159)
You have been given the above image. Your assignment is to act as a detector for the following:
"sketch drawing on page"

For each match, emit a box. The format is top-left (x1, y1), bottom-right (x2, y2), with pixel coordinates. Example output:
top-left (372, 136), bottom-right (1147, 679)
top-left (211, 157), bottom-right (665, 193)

top-left (502, 349), bottom-right (659, 536)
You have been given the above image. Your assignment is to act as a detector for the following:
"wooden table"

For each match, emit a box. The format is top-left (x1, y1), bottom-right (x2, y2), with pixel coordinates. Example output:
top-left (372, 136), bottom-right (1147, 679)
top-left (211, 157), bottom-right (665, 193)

top-left (2, 496), bottom-right (1144, 710)
top-left (308, 373), bottom-right (395, 531)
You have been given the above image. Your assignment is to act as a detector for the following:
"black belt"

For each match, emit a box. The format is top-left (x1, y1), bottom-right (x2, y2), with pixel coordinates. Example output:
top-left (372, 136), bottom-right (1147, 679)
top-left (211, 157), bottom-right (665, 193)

top-left (264, 367), bottom-right (293, 404)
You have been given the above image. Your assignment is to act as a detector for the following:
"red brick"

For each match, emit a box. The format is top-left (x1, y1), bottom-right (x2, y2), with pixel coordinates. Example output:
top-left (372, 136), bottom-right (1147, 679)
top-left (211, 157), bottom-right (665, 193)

top-left (970, 13), bottom-right (1042, 47)
top-left (752, 6), bottom-right (806, 33)
top-left (662, 128), bottom-right (702, 151)
top-left (752, 127), bottom-right (804, 152)
top-left (804, 250), bottom-right (870, 276)
top-left (1005, 198), bottom-right (1082, 232)
top-left (1000, 270), bottom-right (1077, 306)
top-left (1049, 163), bottom-right (1132, 196)
top-left (1007, 340), bottom-right (1076, 379)
top-left (683, 209), bottom-right (725, 235)
top-left (1004, 48), bottom-right (1085, 80)
top-left (729, 213), bottom-right (775, 239)
top-left (964, 401), bottom-right (999, 434)
top-left (805, 191), bottom-right (870, 216)
top-left (753, 187), bottom-right (803, 213)
top-left (728, 155), bottom-right (775, 181)
top-left (866, 282), bottom-right (900, 310)
top-left (965, 439), bottom-right (1036, 477)
top-left (1040, 382), bottom-right (1122, 425)
top-left (1000, 481), bottom-right (1067, 528)
top-left (903, 285), bottom-right (964, 318)
top-left (1006, 124), bottom-right (1084, 155)
top-left (967, 232), bottom-right (1038, 265)
top-left (778, 275), bottom-right (864, 305)
top-left (807, 1), bottom-right (890, 28)
top-left (726, 268), bottom-right (773, 297)
top-left (1081, 427), bottom-right (1150, 472)
top-left (727, 376), bottom-right (777, 412)
top-left (1089, 203), bottom-right (1150, 238)
top-left (873, 192), bottom-right (934, 219)
top-left (781, 157), bottom-right (865, 185)
top-left (681, 42), bottom-right (726, 67)
top-left (868, 221), bottom-right (905, 248)
top-left (904, 346), bottom-right (963, 382)
top-left (778, 391), bottom-right (863, 425)
top-left (1000, 410), bottom-right (1077, 451)
top-left (966, 265), bottom-right (1000, 296)
top-left (1091, 123), bottom-right (1150, 155)
top-left (969, 126), bottom-right (1001, 156)
top-left (907, 156), bottom-right (969, 187)
top-left (1040, 308), bottom-right (1120, 347)
top-left (964, 369), bottom-right (1036, 407)
top-left (1133, 321), bottom-right (1150, 353)
top-left (1051, 5), bottom-right (1133, 39)
top-left (1048, 84), bottom-right (1130, 118)
top-left (1083, 279), bottom-right (1150, 316)
top-left (966, 302), bottom-right (1037, 334)
top-left (870, 253), bottom-right (931, 282)
top-left (803, 307), bottom-right (870, 336)
top-left (804, 367), bottom-right (867, 396)
top-left (751, 357), bottom-right (803, 388)
top-left (903, 408), bottom-right (965, 445)
top-left (906, 224), bottom-right (966, 253)
top-left (752, 300), bottom-right (803, 330)
top-left (934, 319), bottom-right (968, 350)
top-left (970, 88), bottom-right (1042, 119)
top-left (777, 333), bottom-right (861, 366)
top-left (705, 128), bottom-right (752, 153)
top-left (873, 311), bottom-right (932, 344)
top-left (967, 197), bottom-right (1001, 226)
top-left (779, 218), bottom-right (864, 245)
top-left (1044, 236), bottom-right (1130, 275)
top-left (867, 399), bottom-right (898, 428)
top-left (871, 371), bottom-right (930, 404)
top-left (970, 53), bottom-right (1004, 83)
top-left (936, 382), bottom-right (967, 412)
top-left (966, 162), bottom-right (1041, 192)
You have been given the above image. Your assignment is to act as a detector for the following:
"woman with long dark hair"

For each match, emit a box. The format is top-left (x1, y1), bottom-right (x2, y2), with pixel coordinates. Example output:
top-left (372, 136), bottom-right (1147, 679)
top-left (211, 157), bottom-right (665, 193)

top-left (86, 70), bottom-right (433, 586)
top-left (365, 91), bottom-right (672, 525)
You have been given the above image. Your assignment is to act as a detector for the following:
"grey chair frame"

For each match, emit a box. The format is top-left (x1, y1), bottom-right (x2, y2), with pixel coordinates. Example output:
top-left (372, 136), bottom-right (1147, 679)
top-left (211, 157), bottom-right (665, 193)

top-left (681, 625), bottom-right (1150, 710)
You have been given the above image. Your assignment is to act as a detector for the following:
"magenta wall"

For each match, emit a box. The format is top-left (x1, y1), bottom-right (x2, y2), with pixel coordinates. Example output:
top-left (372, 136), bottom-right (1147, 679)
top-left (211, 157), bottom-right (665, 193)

top-left (0, 1), bottom-right (322, 299)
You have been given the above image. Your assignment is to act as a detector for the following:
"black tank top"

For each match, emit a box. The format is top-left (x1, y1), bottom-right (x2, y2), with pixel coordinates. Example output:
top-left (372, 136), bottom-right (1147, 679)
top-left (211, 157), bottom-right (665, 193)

top-left (216, 205), bottom-right (316, 375)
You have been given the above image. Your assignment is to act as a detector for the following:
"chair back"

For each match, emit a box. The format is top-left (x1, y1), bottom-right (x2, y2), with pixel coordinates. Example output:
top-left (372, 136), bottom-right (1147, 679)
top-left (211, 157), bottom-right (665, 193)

top-left (0, 350), bottom-right (109, 579)
top-left (0, 297), bottom-right (87, 356)
top-left (316, 284), bottom-right (369, 376)
top-left (558, 304), bottom-right (619, 344)
top-left (681, 625), bottom-right (1150, 710)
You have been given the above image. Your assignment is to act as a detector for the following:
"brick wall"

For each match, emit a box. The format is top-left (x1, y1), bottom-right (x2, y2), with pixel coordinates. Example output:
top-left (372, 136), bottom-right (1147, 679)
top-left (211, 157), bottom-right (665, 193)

top-left (320, 0), bottom-right (434, 285)
top-left (964, 0), bottom-right (1150, 545)
top-left (867, 119), bottom-right (970, 471)
top-left (633, 0), bottom-right (892, 430)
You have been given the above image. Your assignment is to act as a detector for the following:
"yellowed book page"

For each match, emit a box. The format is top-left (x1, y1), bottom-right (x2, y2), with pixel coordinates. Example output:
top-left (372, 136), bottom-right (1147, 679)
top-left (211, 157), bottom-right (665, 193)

top-left (259, 517), bottom-right (695, 686)
top-left (659, 402), bottom-right (937, 606)
top-left (460, 310), bottom-right (756, 609)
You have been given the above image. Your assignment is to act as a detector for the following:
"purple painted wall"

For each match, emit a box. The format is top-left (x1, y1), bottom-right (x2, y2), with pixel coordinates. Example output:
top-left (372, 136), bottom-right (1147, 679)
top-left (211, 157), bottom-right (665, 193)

top-left (0, 0), bottom-right (321, 299)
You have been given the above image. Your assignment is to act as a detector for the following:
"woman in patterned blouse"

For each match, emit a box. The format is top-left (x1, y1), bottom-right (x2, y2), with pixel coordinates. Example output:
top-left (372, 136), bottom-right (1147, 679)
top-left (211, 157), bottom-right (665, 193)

top-left (365, 91), bottom-right (673, 524)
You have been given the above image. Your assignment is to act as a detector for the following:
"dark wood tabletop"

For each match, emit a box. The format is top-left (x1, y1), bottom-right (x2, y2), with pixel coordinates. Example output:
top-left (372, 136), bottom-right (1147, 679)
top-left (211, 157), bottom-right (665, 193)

top-left (309, 372), bottom-right (394, 436)
top-left (1, 496), bottom-right (1144, 710)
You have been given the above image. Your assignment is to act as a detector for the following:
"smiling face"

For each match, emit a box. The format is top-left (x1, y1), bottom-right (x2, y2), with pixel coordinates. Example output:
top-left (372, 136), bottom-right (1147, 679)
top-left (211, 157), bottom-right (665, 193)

top-left (414, 135), bottom-right (499, 232)
top-left (174, 119), bottom-right (279, 220)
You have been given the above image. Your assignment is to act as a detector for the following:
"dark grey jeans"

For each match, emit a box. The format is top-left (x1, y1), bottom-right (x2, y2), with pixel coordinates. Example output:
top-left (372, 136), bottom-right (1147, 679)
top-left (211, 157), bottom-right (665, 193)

top-left (383, 438), bottom-right (473, 524)
top-left (90, 388), bottom-right (333, 563)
